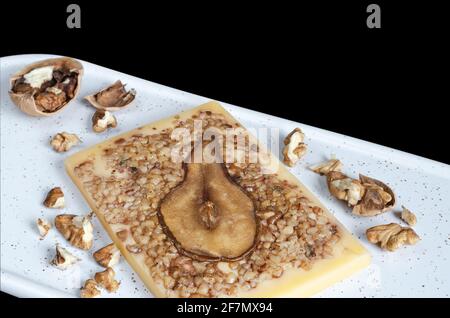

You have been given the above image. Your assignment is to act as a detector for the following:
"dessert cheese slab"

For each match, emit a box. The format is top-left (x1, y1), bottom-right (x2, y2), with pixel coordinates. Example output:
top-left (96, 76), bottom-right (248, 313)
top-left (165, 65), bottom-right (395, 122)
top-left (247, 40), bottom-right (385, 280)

top-left (1, 54), bottom-right (449, 297)
top-left (65, 101), bottom-right (370, 297)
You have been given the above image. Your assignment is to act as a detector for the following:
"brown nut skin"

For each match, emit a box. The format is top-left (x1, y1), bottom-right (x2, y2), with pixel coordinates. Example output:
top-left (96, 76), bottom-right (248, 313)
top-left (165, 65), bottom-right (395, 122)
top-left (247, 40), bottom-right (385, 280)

top-left (352, 174), bottom-right (396, 216)
top-left (93, 243), bottom-right (121, 268)
top-left (94, 267), bottom-right (120, 293)
top-left (43, 187), bottom-right (65, 208)
top-left (9, 57), bottom-right (83, 117)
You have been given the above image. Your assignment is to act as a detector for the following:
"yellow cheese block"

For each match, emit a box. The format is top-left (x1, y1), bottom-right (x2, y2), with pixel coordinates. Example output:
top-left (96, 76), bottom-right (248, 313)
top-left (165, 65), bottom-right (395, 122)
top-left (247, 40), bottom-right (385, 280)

top-left (65, 101), bottom-right (370, 297)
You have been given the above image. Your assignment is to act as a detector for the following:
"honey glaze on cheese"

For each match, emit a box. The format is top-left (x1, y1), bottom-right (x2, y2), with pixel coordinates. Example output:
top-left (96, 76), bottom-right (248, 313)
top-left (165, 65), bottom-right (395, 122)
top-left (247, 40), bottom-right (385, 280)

top-left (70, 109), bottom-right (342, 298)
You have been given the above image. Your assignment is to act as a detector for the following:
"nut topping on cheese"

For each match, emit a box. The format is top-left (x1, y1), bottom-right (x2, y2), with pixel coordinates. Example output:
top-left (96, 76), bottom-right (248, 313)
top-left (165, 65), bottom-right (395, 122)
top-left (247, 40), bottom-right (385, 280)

top-left (43, 187), bottom-right (65, 208)
top-left (55, 214), bottom-right (94, 250)
top-left (80, 279), bottom-right (101, 298)
top-left (366, 223), bottom-right (420, 251)
top-left (36, 218), bottom-right (52, 239)
top-left (93, 243), bottom-right (121, 268)
top-left (51, 244), bottom-right (80, 270)
top-left (282, 128), bottom-right (307, 167)
top-left (50, 132), bottom-right (80, 152)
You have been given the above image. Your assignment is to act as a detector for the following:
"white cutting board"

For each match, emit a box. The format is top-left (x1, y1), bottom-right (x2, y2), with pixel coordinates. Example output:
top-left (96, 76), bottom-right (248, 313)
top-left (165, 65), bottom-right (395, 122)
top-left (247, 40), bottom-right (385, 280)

top-left (1, 54), bottom-right (449, 298)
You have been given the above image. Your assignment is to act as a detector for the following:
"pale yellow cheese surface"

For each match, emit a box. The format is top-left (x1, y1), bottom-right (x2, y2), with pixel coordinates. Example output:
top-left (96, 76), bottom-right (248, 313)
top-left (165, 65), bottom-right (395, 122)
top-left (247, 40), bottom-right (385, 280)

top-left (65, 101), bottom-right (370, 298)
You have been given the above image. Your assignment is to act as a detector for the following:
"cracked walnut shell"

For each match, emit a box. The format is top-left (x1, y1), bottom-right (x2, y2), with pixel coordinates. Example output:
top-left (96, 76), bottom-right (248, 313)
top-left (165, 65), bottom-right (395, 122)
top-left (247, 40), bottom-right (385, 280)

top-left (9, 57), bottom-right (83, 117)
top-left (43, 187), bottom-right (65, 208)
top-left (94, 267), bottom-right (120, 293)
top-left (55, 214), bottom-right (94, 250)
top-left (366, 223), bottom-right (420, 251)
top-left (85, 80), bottom-right (136, 111)
top-left (50, 132), bottom-right (80, 152)
top-left (93, 243), bottom-right (121, 268)
top-left (352, 174), bottom-right (395, 216)
top-left (282, 128), bottom-right (307, 167)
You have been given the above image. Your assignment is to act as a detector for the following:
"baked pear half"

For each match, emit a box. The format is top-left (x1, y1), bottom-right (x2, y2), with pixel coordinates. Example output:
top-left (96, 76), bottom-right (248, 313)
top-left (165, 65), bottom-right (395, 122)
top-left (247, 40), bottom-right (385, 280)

top-left (159, 163), bottom-right (258, 261)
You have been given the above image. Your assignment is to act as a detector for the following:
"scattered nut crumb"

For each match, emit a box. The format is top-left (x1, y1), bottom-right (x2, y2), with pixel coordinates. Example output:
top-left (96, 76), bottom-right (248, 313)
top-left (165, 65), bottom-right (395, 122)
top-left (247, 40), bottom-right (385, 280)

top-left (51, 244), bottom-right (80, 270)
top-left (37, 218), bottom-right (51, 239)
top-left (43, 187), bottom-right (65, 208)
top-left (55, 214), bottom-right (94, 250)
top-left (115, 229), bottom-right (128, 241)
top-left (50, 132), bottom-right (80, 152)
top-left (80, 279), bottom-right (101, 298)
top-left (282, 128), bottom-right (307, 167)
top-left (92, 110), bottom-right (117, 133)
top-left (400, 205), bottom-right (417, 226)
top-left (309, 158), bottom-right (342, 175)
top-left (94, 267), bottom-right (120, 293)
top-left (366, 223), bottom-right (420, 251)
top-left (93, 243), bottom-right (121, 268)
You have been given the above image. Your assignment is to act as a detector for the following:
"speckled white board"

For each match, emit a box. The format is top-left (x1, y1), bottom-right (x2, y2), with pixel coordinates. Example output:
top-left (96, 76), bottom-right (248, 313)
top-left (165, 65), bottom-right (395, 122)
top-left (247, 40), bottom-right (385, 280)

top-left (1, 54), bottom-right (449, 298)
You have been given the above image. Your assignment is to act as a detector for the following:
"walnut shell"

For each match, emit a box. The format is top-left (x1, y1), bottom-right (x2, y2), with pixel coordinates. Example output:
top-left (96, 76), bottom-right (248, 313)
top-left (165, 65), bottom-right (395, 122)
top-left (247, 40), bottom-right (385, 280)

top-left (84, 80), bottom-right (136, 111)
top-left (8, 57), bottom-right (83, 117)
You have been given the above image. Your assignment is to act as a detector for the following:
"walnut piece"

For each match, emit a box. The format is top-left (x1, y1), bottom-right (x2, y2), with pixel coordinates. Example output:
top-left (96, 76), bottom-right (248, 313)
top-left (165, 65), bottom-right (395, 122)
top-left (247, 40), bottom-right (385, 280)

top-left (51, 244), bottom-right (80, 270)
top-left (37, 218), bottom-right (52, 239)
top-left (282, 128), bottom-right (307, 167)
top-left (366, 223), bottom-right (420, 251)
top-left (92, 110), bottom-right (117, 133)
top-left (401, 205), bottom-right (417, 226)
top-left (352, 174), bottom-right (395, 216)
top-left (309, 158), bottom-right (342, 175)
top-left (50, 132), bottom-right (80, 152)
top-left (55, 214), bottom-right (94, 250)
top-left (94, 267), bottom-right (120, 293)
top-left (327, 171), bottom-right (365, 206)
top-left (43, 187), bottom-right (65, 208)
top-left (93, 243), bottom-right (121, 268)
top-left (80, 279), bottom-right (101, 298)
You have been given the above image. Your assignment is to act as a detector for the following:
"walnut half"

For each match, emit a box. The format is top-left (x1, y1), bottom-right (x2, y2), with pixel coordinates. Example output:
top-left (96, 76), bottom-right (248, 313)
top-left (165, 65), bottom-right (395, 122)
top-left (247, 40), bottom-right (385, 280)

top-left (282, 128), bottom-right (307, 167)
top-left (366, 223), bottom-right (420, 251)
top-left (55, 214), bottom-right (94, 250)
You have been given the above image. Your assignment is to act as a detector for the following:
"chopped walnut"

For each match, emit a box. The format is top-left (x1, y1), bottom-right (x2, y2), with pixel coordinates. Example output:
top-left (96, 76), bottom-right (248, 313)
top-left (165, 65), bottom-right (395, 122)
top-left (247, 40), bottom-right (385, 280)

top-left (282, 128), bottom-right (307, 167)
top-left (366, 223), bottom-right (420, 251)
top-left (37, 218), bottom-right (51, 239)
top-left (80, 279), bottom-right (101, 298)
top-left (93, 243), bottom-right (121, 268)
top-left (50, 132), bottom-right (80, 152)
top-left (55, 214), bottom-right (94, 250)
top-left (94, 267), bottom-right (120, 293)
top-left (309, 158), bottom-right (342, 175)
top-left (43, 187), bottom-right (65, 208)
top-left (92, 110), bottom-right (117, 133)
top-left (169, 256), bottom-right (196, 276)
top-left (400, 205), bottom-right (417, 226)
top-left (126, 244), bottom-right (142, 254)
top-left (327, 171), bottom-right (365, 206)
top-left (51, 244), bottom-right (80, 270)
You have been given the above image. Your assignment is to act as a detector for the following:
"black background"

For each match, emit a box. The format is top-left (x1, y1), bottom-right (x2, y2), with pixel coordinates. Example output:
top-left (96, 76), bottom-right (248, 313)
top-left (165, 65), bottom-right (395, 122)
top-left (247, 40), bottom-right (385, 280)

top-left (0, 0), bottom-right (449, 304)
